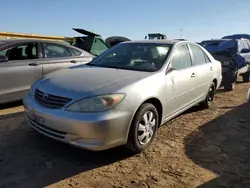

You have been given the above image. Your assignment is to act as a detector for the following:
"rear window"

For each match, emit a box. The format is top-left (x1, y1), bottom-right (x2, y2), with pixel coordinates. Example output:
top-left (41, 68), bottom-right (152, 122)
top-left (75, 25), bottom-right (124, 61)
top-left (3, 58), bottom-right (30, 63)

top-left (218, 40), bottom-right (236, 49)
top-left (200, 40), bottom-right (222, 47)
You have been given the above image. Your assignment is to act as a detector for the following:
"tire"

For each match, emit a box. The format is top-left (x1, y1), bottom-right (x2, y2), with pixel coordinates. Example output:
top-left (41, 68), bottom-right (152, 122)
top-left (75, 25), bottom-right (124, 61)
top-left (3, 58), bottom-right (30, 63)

top-left (200, 82), bottom-right (215, 109)
top-left (223, 69), bottom-right (237, 91)
top-left (242, 71), bottom-right (250, 82)
top-left (224, 81), bottom-right (234, 91)
top-left (126, 103), bottom-right (159, 153)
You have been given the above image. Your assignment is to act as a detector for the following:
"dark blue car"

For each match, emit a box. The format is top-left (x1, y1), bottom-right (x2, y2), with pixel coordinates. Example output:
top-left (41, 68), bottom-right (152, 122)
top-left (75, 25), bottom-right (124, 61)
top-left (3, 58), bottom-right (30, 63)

top-left (200, 38), bottom-right (250, 91)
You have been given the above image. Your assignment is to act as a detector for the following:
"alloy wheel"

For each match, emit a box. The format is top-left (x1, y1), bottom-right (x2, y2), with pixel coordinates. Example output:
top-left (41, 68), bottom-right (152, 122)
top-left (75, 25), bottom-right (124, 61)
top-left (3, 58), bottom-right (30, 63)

top-left (137, 111), bottom-right (156, 145)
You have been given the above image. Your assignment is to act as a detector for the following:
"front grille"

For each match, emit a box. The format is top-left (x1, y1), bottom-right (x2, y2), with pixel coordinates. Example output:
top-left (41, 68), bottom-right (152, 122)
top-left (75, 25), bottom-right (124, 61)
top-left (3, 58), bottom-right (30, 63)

top-left (35, 89), bottom-right (72, 108)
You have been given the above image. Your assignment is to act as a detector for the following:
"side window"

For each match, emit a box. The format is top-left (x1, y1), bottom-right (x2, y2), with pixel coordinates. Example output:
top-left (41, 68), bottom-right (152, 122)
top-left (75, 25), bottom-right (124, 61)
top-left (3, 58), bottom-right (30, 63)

top-left (238, 41), bottom-right (245, 52)
top-left (171, 44), bottom-right (192, 70)
top-left (3, 43), bottom-right (37, 61)
top-left (43, 43), bottom-right (71, 58)
top-left (189, 44), bottom-right (207, 66)
top-left (204, 53), bottom-right (211, 63)
top-left (247, 41), bottom-right (250, 49)
top-left (0, 49), bottom-right (8, 56)
top-left (242, 41), bottom-right (249, 49)
top-left (70, 47), bottom-right (83, 56)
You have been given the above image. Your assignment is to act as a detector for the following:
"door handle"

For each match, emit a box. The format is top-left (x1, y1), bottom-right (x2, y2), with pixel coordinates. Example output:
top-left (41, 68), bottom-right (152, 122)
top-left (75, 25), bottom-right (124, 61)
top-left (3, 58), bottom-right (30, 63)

top-left (210, 67), bottom-right (213, 71)
top-left (70, 60), bottom-right (77, 63)
top-left (28, 62), bottom-right (40, 66)
top-left (191, 73), bottom-right (196, 78)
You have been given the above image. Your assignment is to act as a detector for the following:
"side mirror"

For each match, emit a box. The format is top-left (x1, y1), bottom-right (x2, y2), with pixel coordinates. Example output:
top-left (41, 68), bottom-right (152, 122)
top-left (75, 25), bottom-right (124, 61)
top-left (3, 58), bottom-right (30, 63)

top-left (240, 48), bottom-right (250, 53)
top-left (166, 62), bottom-right (176, 74)
top-left (0, 55), bottom-right (8, 63)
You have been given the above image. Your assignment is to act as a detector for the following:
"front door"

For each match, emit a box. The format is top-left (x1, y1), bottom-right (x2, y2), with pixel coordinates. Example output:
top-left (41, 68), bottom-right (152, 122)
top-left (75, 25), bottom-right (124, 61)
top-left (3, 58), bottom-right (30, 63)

top-left (0, 42), bottom-right (42, 103)
top-left (164, 44), bottom-right (197, 118)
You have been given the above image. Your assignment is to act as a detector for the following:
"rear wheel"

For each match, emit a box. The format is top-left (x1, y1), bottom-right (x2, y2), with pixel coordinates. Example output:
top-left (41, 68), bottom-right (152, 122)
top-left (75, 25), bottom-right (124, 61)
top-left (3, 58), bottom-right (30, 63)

top-left (242, 71), bottom-right (250, 82)
top-left (200, 82), bottom-right (215, 109)
top-left (126, 103), bottom-right (159, 153)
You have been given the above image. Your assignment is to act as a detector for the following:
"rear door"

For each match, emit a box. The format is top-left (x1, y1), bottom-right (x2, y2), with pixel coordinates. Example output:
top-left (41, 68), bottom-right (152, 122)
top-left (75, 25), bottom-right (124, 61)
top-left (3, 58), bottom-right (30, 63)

top-left (188, 43), bottom-right (214, 100)
top-left (40, 42), bottom-right (86, 75)
top-left (0, 42), bottom-right (42, 103)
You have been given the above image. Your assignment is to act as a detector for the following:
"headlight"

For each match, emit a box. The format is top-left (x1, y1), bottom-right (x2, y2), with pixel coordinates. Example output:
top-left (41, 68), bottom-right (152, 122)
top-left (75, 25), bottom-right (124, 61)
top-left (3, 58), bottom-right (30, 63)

top-left (65, 94), bottom-right (126, 112)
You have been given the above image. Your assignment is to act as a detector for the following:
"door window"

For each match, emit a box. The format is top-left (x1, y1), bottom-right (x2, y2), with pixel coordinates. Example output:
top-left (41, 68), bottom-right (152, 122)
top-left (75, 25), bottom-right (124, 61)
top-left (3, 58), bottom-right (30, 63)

top-left (238, 41), bottom-right (245, 52)
top-left (189, 44), bottom-right (209, 65)
top-left (171, 44), bottom-right (192, 70)
top-left (242, 41), bottom-right (249, 49)
top-left (0, 43), bottom-right (37, 61)
top-left (43, 43), bottom-right (71, 58)
top-left (0, 49), bottom-right (8, 56)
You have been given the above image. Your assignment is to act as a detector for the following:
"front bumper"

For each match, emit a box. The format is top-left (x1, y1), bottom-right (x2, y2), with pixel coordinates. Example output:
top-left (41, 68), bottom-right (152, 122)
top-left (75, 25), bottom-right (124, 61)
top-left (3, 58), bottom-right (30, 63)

top-left (23, 95), bottom-right (133, 151)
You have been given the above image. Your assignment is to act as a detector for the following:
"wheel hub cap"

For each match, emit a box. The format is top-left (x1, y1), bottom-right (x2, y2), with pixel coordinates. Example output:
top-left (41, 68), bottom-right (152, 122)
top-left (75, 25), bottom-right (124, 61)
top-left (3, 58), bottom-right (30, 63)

top-left (137, 111), bottom-right (156, 145)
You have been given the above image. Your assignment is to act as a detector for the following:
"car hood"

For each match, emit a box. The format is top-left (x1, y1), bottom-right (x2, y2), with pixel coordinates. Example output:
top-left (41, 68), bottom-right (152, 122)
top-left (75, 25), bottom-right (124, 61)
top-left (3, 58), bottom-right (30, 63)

top-left (35, 66), bottom-right (152, 100)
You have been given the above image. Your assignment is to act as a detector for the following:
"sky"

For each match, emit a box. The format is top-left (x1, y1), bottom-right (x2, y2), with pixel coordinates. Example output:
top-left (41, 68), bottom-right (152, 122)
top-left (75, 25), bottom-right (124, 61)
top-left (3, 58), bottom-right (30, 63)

top-left (1, 0), bottom-right (250, 42)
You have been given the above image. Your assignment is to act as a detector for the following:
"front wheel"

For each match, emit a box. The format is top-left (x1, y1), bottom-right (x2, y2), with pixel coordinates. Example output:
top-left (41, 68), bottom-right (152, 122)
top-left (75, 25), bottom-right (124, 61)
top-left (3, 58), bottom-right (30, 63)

top-left (125, 103), bottom-right (159, 153)
top-left (200, 82), bottom-right (215, 109)
top-left (223, 70), bottom-right (237, 91)
top-left (224, 81), bottom-right (235, 91)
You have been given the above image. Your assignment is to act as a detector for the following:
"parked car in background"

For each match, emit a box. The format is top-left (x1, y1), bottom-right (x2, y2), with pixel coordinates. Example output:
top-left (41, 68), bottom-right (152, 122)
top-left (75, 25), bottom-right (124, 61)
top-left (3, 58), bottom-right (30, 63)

top-left (201, 38), bottom-right (250, 91)
top-left (0, 39), bottom-right (94, 104)
top-left (23, 40), bottom-right (222, 153)
top-left (0, 28), bottom-right (131, 56)
top-left (200, 39), bottom-right (225, 48)
top-left (222, 34), bottom-right (250, 41)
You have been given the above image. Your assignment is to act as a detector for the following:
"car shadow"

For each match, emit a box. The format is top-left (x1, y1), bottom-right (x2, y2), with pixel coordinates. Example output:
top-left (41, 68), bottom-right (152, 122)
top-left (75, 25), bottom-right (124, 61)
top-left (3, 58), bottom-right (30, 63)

top-left (185, 102), bottom-right (250, 188)
top-left (0, 111), bottom-right (133, 188)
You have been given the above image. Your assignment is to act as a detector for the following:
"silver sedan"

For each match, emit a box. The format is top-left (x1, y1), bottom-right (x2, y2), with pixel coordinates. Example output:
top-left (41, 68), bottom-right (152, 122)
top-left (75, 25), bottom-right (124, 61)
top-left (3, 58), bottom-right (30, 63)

top-left (23, 40), bottom-right (222, 153)
top-left (0, 39), bottom-right (94, 104)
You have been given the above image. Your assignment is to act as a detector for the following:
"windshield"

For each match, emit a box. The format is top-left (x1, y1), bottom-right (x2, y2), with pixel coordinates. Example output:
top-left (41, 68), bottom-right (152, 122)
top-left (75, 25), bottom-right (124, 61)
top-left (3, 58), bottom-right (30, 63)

top-left (88, 43), bottom-right (171, 72)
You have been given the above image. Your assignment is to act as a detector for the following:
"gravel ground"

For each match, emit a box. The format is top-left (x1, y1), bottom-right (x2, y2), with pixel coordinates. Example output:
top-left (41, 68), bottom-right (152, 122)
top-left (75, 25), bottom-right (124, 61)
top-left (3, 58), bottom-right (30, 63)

top-left (1, 81), bottom-right (250, 188)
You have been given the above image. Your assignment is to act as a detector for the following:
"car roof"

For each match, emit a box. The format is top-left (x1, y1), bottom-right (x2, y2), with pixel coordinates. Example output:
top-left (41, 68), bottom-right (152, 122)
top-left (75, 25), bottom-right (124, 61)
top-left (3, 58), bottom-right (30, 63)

top-left (0, 39), bottom-right (73, 47)
top-left (123, 39), bottom-right (181, 45)
top-left (0, 38), bottom-right (90, 54)
top-left (202, 38), bottom-right (249, 42)
top-left (201, 39), bottom-right (230, 42)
